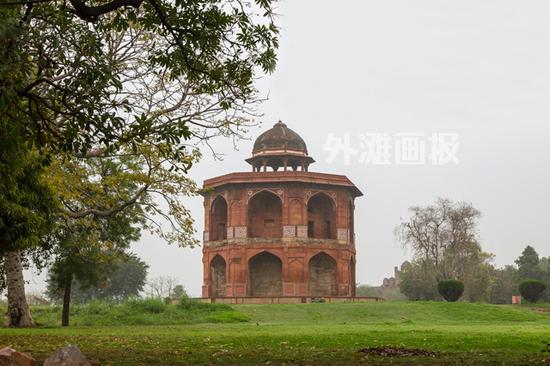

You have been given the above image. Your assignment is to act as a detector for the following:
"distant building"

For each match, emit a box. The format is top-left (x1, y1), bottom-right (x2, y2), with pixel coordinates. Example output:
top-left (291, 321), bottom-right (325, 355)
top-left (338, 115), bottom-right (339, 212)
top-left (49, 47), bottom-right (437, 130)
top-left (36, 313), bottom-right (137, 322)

top-left (382, 265), bottom-right (403, 289)
top-left (201, 122), bottom-right (363, 298)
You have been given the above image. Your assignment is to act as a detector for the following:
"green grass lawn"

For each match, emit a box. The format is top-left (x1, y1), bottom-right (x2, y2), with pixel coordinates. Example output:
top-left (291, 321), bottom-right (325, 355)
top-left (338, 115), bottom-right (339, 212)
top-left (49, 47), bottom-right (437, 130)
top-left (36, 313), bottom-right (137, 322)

top-left (1, 301), bottom-right (550, 365)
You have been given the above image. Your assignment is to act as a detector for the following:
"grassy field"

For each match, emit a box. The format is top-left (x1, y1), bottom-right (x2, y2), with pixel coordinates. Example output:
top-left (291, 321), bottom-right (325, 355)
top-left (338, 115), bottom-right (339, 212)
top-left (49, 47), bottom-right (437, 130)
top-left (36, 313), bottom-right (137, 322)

top-left (1, 301), bottom-right (550, 365)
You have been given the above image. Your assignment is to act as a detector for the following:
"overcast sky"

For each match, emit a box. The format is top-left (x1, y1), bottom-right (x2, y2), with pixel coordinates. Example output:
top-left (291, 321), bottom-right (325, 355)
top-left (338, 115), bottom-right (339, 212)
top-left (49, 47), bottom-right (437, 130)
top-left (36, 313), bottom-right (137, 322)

top-left (24, 0), bottom-right (550, 296)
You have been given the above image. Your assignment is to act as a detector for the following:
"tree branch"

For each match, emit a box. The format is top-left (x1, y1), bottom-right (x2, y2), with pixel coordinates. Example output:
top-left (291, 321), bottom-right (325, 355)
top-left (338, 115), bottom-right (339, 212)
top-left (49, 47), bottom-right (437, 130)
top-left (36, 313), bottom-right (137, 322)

top-left (68, 0), bottom-right (143, 22)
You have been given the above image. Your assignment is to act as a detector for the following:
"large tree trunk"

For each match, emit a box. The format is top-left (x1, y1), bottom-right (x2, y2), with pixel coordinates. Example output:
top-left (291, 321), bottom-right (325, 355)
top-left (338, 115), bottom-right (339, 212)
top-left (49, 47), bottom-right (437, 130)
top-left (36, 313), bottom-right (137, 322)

top-left (61, 275), bottom-right (72, 327)
top-left (5, 251), bottom-right (35, 327)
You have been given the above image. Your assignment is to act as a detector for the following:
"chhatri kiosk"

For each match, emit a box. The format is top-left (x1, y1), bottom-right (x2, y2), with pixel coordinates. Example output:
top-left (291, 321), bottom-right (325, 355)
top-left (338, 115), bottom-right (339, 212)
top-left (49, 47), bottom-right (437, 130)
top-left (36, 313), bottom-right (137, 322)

top-left (201, 121), bottom-right (362, 301)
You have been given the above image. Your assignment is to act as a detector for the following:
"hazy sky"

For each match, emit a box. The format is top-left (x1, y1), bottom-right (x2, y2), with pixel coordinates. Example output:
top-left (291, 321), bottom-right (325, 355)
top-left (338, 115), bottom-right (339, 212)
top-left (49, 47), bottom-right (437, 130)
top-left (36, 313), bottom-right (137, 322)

top-left (25, 0), bottom-right (550, 296)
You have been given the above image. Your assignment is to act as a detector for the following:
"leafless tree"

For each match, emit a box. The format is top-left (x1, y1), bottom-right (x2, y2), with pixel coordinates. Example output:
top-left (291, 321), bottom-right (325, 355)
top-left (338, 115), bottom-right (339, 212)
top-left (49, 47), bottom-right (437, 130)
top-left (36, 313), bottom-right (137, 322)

top-left (395, 197), bottom-right (483, 281)
top-left (146, 276), bottom-right (178, 299)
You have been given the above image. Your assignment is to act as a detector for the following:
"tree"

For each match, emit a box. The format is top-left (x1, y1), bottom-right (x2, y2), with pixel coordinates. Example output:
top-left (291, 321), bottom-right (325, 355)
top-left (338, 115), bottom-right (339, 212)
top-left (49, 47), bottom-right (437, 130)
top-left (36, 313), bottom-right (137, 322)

top-left (171, 285), bottom-right (186, 299)
top-left (146, 276), bottom-right (177, 299)
top-left (519, 280), bottom-right (546, 303)
top-left (0, 122), bottom-right (57, 327)
top-left (47, 202), bottom-right (143, 326)
top-left (395, 198), bottom-right (495, 301)
top-left (398, 260), bottom-right (440, 301)
top-left (539, 256), bottom-right (550, 301)
top-left (462, 253), bottom-right (494, 302)
top-left (47, 253), bottom-right (148, 304)
top-left (1, 0), bottom-right (279, 327)
top-left (1, 0), bottom-right (278, 163)
top-left (489, 265), bottom-right (518, 304)
top-left (515, 246), bottom-right (544, 282)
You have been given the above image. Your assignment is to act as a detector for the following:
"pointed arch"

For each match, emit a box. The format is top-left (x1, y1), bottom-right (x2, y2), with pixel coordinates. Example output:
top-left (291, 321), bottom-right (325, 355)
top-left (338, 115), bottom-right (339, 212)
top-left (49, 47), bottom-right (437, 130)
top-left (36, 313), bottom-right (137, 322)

top-left (308, 252), bottom-right (337, 296)
top-left (307, 192), bottom-right (336, 239)
top-left (210, 255), bottom-right (226, 297)
top-left (247, 190), bottom-right (282, 238)
top-left (210, 195), bottom-right (227, 241)
top-left (248, 251), bottom-right (282, 296)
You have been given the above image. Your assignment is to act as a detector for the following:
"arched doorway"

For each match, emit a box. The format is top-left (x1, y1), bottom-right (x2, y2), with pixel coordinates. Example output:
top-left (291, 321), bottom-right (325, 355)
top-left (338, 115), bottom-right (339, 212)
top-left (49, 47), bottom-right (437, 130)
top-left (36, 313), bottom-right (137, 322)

top-left (210, 255), bottom-right (226, 297)
top-left (248, 252), bottom-right (282, 296)
top-left (307, 193), bottom-right (336, 239)
top-left (210, 196), bottom-right (227, 241)
top-left (248, 191), bottom-right (282, 238)
top-left (308, 252), bottom-right (337, 296)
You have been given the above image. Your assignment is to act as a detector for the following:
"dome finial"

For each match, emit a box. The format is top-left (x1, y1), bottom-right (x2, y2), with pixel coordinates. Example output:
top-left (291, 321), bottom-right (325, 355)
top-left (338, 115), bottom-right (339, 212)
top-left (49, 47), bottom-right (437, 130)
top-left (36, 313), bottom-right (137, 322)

top-left (274, 120), bottom-right (286, 127)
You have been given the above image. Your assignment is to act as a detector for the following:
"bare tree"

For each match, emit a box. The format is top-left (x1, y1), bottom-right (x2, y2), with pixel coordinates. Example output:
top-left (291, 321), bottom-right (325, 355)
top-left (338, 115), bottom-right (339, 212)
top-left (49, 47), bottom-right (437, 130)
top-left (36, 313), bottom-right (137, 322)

top-left (146, 276), bottom-right (178, 299)
top-left (395, 197), bottom-right (482, 281)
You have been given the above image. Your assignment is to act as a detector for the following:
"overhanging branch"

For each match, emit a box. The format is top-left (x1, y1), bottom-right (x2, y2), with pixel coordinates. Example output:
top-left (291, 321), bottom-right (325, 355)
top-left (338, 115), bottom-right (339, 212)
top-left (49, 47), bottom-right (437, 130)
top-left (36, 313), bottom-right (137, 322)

top-left (68, 0), bottom-right (143, 22)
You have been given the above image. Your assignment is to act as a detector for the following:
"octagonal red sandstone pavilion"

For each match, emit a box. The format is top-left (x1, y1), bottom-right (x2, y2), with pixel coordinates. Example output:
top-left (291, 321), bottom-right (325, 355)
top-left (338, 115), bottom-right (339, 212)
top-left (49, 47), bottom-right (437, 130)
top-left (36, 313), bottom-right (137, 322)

top-left (201, 121), bottom-right (363, 301)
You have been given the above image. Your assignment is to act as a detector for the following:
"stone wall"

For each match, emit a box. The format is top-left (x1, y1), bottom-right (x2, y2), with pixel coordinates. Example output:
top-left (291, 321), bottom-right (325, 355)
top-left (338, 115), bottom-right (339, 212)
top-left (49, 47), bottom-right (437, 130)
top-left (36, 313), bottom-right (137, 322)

top-left (308, 252), bottom-right (337, 296)
top-left (248, 191), bottom-right (283, 238)
top-left (248, 252), bottom-right (282, 296)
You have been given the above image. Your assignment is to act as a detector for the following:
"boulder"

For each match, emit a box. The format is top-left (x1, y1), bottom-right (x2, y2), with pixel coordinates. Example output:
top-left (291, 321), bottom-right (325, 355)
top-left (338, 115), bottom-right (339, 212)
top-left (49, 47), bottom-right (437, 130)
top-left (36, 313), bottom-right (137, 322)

top-left (43, 345), bottom-right (91, 366)
top-left (0, 347), bottom-right (36, 366)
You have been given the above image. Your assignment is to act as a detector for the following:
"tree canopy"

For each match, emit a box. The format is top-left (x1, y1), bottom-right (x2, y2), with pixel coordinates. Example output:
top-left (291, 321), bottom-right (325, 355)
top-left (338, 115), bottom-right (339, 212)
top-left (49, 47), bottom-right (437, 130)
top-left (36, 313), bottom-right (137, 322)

top-left (1, 0), bottom-right (279, 162)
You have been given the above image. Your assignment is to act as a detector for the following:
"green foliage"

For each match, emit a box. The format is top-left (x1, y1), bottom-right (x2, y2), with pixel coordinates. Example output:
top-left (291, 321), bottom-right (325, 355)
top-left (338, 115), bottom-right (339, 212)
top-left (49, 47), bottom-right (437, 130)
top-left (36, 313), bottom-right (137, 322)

top-left (396, 199), bottom-right (495, 302)
top-left (127, 298), bottom-right (166, 314)
top-left (399, 262), bottom-right (440, 301)
top-left (1, 0), bottom-right (279, 161)
top-left (47, 253), bottom-right (148, 303)
top-left (519, 280), bottom-right (546, 303)
top-left (516, 246), bottom-right (544, 282)
top-left (0, 121), bottom-right (57, 258)
top-left (1, 299), bottom-right (248, 326)
top-left (437, 280), bottom-right (464, 302)
top-left (1, 0), bottom-right (279, 255)
top-left (178, 295), bottom-right (231, 312)
top-left (46, 207), bottom-right (144, 301)
top-left (489, 265), bottom-right (519, 304)
top-left (1, 302), bottom-right (549, 365)
top-left (171, 285), bottom-right (186, 299)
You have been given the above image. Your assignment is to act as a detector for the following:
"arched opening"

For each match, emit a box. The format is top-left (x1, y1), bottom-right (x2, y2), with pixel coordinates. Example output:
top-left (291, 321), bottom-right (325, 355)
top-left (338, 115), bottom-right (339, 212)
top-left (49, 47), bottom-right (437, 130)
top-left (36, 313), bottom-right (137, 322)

top-left (248, 191), bottom-right (282, 238)
top-left (307, 193), bottom-right (336, 239)
top-left (248, 252), bottom-right (282, 296)
top-left (349, 201), bottom-right (354, 243)
top-left (210, 196), bottom-right (227, 241)
top-left (308, 252), bottom-right (337, 296)
top-left (210, 255), bottom-right (226, 297)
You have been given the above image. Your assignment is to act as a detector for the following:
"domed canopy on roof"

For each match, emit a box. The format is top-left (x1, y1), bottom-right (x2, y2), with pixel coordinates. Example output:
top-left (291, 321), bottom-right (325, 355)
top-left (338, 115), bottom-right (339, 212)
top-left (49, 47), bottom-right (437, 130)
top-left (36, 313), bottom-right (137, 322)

top-left (246, 121), bottom-right (314, 172)
top-left (253, 121), bottom-right (308, 154)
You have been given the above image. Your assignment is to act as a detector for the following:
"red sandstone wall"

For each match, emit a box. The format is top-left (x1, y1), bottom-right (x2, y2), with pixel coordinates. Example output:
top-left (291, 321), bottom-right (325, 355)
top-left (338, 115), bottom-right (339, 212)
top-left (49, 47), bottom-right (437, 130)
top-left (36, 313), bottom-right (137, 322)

top-left (201, 180), bottom-right (359, 298)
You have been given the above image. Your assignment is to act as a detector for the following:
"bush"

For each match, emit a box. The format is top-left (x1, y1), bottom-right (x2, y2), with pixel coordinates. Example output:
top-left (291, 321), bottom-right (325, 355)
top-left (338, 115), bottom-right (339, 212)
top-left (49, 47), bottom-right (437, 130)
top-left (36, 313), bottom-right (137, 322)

top-left (126, 298), bottom-right (166, 313)
top-left (437, 280), bottom-right (464, 302)
top-left (178, 295), bottom-right (232, 312)
top-left (519, 280), bottom-right (546, 303)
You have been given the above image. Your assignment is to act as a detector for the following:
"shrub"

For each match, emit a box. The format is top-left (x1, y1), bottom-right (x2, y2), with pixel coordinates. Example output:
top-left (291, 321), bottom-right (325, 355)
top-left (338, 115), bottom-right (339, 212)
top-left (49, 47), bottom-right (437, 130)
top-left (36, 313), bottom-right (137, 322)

top-left (437, 280), bottom-right (464, 302)
top-left (126, 298), bottom-right (166, 313)
top-left (178, 295), bottom-right (231, 312)
top-left (519, 280), bottom-right (546, 303)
